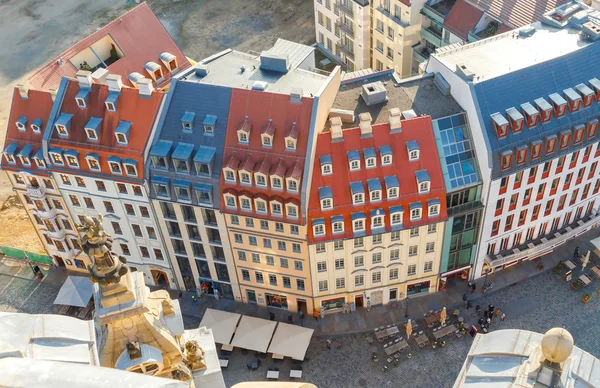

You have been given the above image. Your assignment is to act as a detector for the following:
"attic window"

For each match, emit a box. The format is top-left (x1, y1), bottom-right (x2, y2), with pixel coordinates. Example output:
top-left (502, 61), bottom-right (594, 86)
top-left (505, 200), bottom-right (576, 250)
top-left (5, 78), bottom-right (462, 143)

top-left (86, 128), bottom-right (98, 140)
top-left (516, 146), bottom-right (527, 165)
top-left (31, 118), bottom-right (42, 134)
top-left (577, 83), bottom-right (595, 107)
top-left (115, 121), bottom-right (131, 145)
top-left (506, 108), bottom-right (524, 133)
top-left (546, 135), bottom-right (557, 154)
top-left (76, 98), bottom-right (86, 108)
top-left (181, 111), bottom-right (195, 132)
top-left (491, 113), bottom-right (509, 138)
top-left (564, 88), bottom-right (581, 112)
top-left (105, 92), bottom-right (118, 112)
top-left (573, 125), bottom-right (585, 145)
top-left (549, 93), bottom-right (567, 118)
top-left (588, 119), bottom-right (598, 139)
top-left (144, 62), bottom-right (162, 81)
top-left (203, 114), bottom-right (217, 135)
top-left (535, 98), bottom-right (552, 123)
top-left (237, 118), bottom-right (251, 143)
top-left (159, 52), bottom-right (178, 72)
top-left (16, 117), bottom-right (26, 132)
top-left (521, 103), bottom-right (539, 128)
top-left (406, 141), bottom-right (420, 160)
top-left (56, 124), bottom-right (68, 136)
top-left (531, 141), bottom-right (542, 160)
top-left (559, 130), bottom-right (571, 149)
top-left (501, 150), bottom-right (513, 170)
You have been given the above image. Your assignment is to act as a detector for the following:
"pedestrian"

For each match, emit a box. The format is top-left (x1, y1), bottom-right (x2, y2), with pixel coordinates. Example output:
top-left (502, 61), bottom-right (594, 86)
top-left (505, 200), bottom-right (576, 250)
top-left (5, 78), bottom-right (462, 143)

top-left (475, 305), bottom-right (481, 315)
top-left (214, 289), bottom-right (220, 301)
top-left (463, 293), bottom-right (468, 302)
top-left (287, 314), bottom-right (293, 324)
top-left (466, 300), bottom-right (473, 309)
top-left (178, 291), bottom-right (183, 299)
top-left (487, 317), bottom-right (491, 325)
top-left (467, 281), bottom-right (473, 290)
top-left (574, 246), bottom-right (580, 260)
top-left (269, 312), bottom-right (275, 321)
top-left (488, 304), bottom-right (494, 314)
top-left (299, 310), bottom-right (305, 326)
top-left (313, 309), bottom-right (319, 320)
top-left (191, 295), bottom-right (197, 305)
top-left (501, 313), bottom-right (506, 321)
top-left (471, 283), bottom-right (476, 293)
top-left (320, 308), bottom-right (325, 320)
top-left (326, 339), bottom-right (332, 350)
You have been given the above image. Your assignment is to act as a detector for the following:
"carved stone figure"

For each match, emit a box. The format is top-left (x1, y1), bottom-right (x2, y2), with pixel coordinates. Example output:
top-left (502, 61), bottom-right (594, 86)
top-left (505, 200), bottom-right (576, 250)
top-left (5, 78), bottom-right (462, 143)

top-left (183, 340), bottom-right (206, 371)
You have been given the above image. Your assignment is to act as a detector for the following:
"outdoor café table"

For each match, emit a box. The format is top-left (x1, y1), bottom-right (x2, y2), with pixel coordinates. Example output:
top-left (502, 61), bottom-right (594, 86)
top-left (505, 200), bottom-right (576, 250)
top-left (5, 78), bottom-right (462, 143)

top-left (384, 340), bottom-right (409, 356)
top-left (433, 325), bottom-right (457, 340)
top-left (290, 370), bottom-right (302, 378)
top-left (579, 274), bottom-right (592, 286)
top-left (267, 370), bottom-right (280, 379)
top-left (564, 260), bottom-right (576, 270)
top-left (387, 326), bottom-right (400, 336)
top-left (424, 312), bottom-right (441, 325)
top-left (415, 335), bottom-right (429, 346)
top-left (591, 266), bottom-right (600, 278)
top-left (375, 329), bottom-right (388, 340)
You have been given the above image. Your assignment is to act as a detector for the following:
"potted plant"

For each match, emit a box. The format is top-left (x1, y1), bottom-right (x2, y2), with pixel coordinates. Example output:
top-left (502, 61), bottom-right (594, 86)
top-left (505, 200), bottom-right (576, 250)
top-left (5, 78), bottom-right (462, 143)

top-left (393, 359), bottom-right (399, 367)
top-left (572, 281), bottom-right (581, 290)
top-left (407, 353), bottom-right (412, 359)
top-left (597, 287), bottom-right (600, 295)
top-left (554, 261), bottom-right (564, 274)
top-left (582, 293), bottom-right (591, 304)
top-left (372, 354), bottom-right (378, 362)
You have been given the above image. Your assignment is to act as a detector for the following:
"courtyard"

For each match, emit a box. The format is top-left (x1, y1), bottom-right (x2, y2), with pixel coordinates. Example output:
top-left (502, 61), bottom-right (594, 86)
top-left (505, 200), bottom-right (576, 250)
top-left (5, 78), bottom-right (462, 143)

top-left (1, 254), bottom-right (599, 388)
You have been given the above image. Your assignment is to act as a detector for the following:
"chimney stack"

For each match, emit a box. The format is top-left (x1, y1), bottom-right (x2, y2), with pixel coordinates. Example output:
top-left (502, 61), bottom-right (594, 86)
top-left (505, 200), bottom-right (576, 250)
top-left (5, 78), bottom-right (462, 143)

top-left (92, 68), bottom-right (110, 84)
top-left (388, 108), bottom-right (402, 132)
top-left (359, 112), bottom-right (372, 136)
top-left (330, 116), bottom-right (343, 141)
top-left (106, 74), bottom-right (123, 92)
top-left (76, 70), bottom-right (93, 89)
top-left (17, 84), bottom-right (29, 99)
top-left (137, 78), bottom-right (154, 96)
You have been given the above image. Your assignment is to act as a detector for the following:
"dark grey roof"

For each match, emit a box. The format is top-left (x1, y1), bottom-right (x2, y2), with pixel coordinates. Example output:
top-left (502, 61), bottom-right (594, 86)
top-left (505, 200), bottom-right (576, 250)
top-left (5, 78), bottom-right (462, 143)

top-left (332, 72), bottom-right (462, 128)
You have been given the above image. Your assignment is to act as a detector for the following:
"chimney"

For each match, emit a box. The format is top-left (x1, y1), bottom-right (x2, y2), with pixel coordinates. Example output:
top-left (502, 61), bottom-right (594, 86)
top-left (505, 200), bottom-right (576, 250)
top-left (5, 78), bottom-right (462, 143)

top-left (196, 64), bottom-right (209, 77)
top-left (388, 108), bottom-right (401, 132)
top-left (359, 112), bottom-right (372, 136)
top-left (330, 116), bottom-right (343, 140)
top-left (91, 68), bottom-right (110, 84)
top-left (137, 78), bottom-right (154, 96)
top-left (17, 84), bottom-right (29, 99)
top-left (106, 74), bottom-right (123, 92)
top-left (76, 70), bottom-right (93, 89)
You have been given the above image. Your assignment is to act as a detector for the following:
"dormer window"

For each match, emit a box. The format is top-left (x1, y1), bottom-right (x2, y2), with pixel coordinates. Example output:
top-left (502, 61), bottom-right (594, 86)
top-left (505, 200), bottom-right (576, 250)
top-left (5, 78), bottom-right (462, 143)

top-left (16, 117), bottom-right (26, 132)
top-left (224, 168), bottom-right (236, 183)
top-left (588, 119), bottom-right (598, 139)
top-left (49, 149), bottom-right (64, 165)
top-left (491, 113), bottom-right (509, 139)
top-left (201, 114), bottom-right (217, 135)
top-left (270, 200), bottom-right (283, 216)
top-left (31, 118), bottom-right (42, 134)
top-left (54, 113), bottom-right (72, 137)
top-left (240, 172), bottom-right (251, 185)
top-left (546, 135), bottom-right (557, 154)
top-left (224, 193), bottom-right (237, 209)
top-left (86, 154), bottom-right (100, 171)
top-left (17, 144), bottom-right (32, 166)
top-left (521, 103), bottom-right (539, 128)
top-left (409, 203), bottom-right (422, 220)
top-left (286, 203), bottom-right (298, 219)
top-left (105, 92), bottom-right (118, 112)
top-left (240, 196), bottom-right (252, 211)
top-left (371, 209), bottom-right (384, 229)
top-left (271, 176), bottom-right (283, 190)
top-left (320, 155), bottom-right (332, 175)
top-left (34, 157), bottom-right (45, 168)
top-left (390, 206), bottom-right (403, 226)
top-left (193, 146), bottom-right (215, 176)
top-left (159, 52), bottom-right (178, 71)
top-left (181, 112), bottom-right (195, 132)
top-left (348, 150), bottom-right (360, 171)
top-left (285, 123), bottom-right (299, 151)
top-left (123, 159), bottom-right (138, 177)
top-left (506, 107), bottom-right (524, 133)
top-left (313, 219), bottom-right (325, 236)
top-left (367, 178), bottom-right (382, 202)
top-left (415, 170), bottom-right (430, 193)
top-left (531, 140), bottom-right (542, 160)
top-left (65, 151), bottom-right (79, 168)
top-left (237, 118), bottom-right (251, 144)
top-left (174, 180), bottom-right (191, 202)
top-left (516, 145), bottom-right (527, 165)
top-left (3, 146), bottom-right (16, 164)
top-left (577, 83), bottom-right (595, 107)
top-left (153, 177), bottom-right (170, 198)
top-left (564, 88), bottom-right (581, 113)
top-left (534, 98), bottom-right (552, 123)
top-left (255, 198), bottom-right (267, 213)
top-left (379, 145), bottom-right (392, 165)
top-left (113, 121), bottom-right (130, 146)
top-left (145, 62), bottom-right (162, 80)
top-left (352, 213), bottom-right (366, 232)
top-left (406, 141), bottom-right (420, 160)
top-left (319, 186), bottom-right (333, 210)
top-left (261, 120), bottom-right (275, 148)
top-left (83, 117), bottom-right (101, 141)
top-left (262, 134), bottom-right (272, 147)
top-left (384, 176), bottom-right (399, 199)
top-left (86, 128), bottom-right (97, 140)
top-left (559, 130), bottom-right (571, 149)
top-left (500, 150), bottom-right (513, 170)
top-left (331, 216), bottom-right (344, 234)
top-left (286, 177), bottom-right (298, 192)
top-left (108, 157), bottom-right (122, 174)
top-left (549, 93), bottom-right (567, 118)
top-left (573, 124), bottom-right (585, 145)
top-left (255, 173), bottom-right (267, 187)
top-left (76, 98), bottom-right (86, 108)
top-left (364, 148), bottom-right (376, 168)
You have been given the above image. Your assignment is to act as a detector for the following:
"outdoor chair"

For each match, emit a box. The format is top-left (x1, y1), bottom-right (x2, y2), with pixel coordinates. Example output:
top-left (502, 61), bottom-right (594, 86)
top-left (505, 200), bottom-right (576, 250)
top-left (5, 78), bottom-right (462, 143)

top-left (384, 343), bottom-right (389, 348)
top-left (379, 326), bottom-right (385, 331)
top-left (387, 324), bottom-right (392, 328)
top-left (394, 338), bottom-right (400, 343)
top-left (419, 331), bottom-right (423, 335)
top-left (374, 328), bottom-right (380, 332)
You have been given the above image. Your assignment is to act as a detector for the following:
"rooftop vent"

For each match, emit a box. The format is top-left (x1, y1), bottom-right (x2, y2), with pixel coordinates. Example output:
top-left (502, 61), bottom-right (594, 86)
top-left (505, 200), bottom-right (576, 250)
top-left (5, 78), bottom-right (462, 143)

top-left (137, 78), bottom-right (154, 97)
top-left (360, 81), bottom-right (387, 106)
top-left (582, 21), bottom-right (600, 41)
top-left (76, 70), bottom-right (93, 89)
top-left (91, 68), bottom-right (110, 84)
top-left (330, 108), bottom-right (355, 124)
top-left (196, 64), bottom-right (209, 77)
top-left (402, 110), bottom-right (417, 119)
top-left (388, 108), bottom-right (401, 132)
top-left (106, 74), bottom-right (123, 92)
top-left (359, 112), bottom-right (373, 136)
top-left (456, 63), bottom-right (474, 81)
top-left (259, 51), bottom-right (290, 73)
top-left (519, 26), bottom-right (536, 38)
top-left (252, 81), bottom-right (269, 91)
top-left (330, 116), bottom-right (343, 140)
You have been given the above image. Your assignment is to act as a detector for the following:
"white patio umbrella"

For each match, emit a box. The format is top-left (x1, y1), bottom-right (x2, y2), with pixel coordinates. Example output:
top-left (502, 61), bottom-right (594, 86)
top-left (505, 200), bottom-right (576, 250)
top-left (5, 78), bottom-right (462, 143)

top-left (582, 251), bottom-right (591, 270)
top-left (53, 276), bottom-right (93, 307)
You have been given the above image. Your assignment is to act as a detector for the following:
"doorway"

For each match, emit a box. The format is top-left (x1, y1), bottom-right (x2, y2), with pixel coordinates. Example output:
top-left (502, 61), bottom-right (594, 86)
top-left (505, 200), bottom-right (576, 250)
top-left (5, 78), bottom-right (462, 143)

top-left (151, 270), bottom-right (170, 288)
top-left (247, 290), bottom-right (257, 304)
top-left (389, 288), bottom-right (397, 301)
top-left (371, 290), bottom-right (383, 305)
top-left (54, 256), bottom-right (65, 268)
top-left (355, 295), bottom-right (364, 308)
top-left (297, 299), bottom-right (307, 314)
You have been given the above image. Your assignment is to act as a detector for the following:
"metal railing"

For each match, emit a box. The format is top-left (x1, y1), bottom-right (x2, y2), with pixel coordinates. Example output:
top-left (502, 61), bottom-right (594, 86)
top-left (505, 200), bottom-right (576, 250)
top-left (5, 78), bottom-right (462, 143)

top-left (26, 185), bottom-right (45, 199)
top-left (335, 20), bottom-right (355, 37)
top-left (486, 213), bottom-right (600, 267)
top-left (336, 43), bottom-right (355, 60)
top-left (335, 2), bottom-right (354, 17)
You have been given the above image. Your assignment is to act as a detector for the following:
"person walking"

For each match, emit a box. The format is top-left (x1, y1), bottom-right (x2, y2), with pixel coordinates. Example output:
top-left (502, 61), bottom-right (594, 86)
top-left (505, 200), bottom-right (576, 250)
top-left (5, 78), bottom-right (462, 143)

top-left (326, 339), bottom-right (332, 350)
top-left (463, 293), bottom-right (468, 302)
top-left (299, 310), bottom-right (305, 326)
top-left (466, 300), bottom-right (473, 309)
top-left (287, 314), bottom-right (293, 324)
top-left (214, 289), bottom-right (220, 301)
top-left (501, 313), bottom-right (506, 321)
top-left (574, 246), bottom-right (580, 260)
top-left (471, 283), bottom-right (476, 294)
top-left (178, 291), bottom-right (183, 299)
top-left (320, 308), bottom-right (325, 320)
top-left (269, 312), bottom-right (275, 321)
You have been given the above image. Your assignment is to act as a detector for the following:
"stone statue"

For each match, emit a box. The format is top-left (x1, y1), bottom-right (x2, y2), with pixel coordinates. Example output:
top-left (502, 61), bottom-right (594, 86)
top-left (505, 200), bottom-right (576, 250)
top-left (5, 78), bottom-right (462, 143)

top-left (183, 340), bottom-right (206, 371)
top-left (76, 215), bottom-right (128, 285)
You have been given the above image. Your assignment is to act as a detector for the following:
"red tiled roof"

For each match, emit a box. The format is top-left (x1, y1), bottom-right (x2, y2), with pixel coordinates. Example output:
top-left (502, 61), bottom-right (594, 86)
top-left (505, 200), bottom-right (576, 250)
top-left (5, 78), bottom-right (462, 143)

top-left (49, 79), bottom-right (163, 180)
top-left (288, 160), bottom-right (303, 180)
top-left (240, 156), bottom-right (255, 172)
top-left (262, 120), bottom-right (275, 136)
top-left (465, 0), bottom-right (568, 29)
top-left (308, 116), bottom-right (448, 242)
top-left (27, 3), bottom-right (190, 92)
top-left (443, 0), bottom-right (484, 41)
top-left (2, 88), bottom-right (54, 171)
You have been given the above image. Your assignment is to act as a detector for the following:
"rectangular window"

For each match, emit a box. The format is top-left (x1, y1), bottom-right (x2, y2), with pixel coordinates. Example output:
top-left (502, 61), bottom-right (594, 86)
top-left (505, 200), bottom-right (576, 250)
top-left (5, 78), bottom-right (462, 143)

top-left (336, 277), bottom-right (345, 289)
top-left (294, 260), bottom-right (303, 271)
top-left (407, 264), bottom-right (417, 276)
top-left (372, 271), bottom-right (381, 283)
top-left (408, 245), bottom-right (418, 256)
top-left (317, 261), bottom-right (327, 272)
top-left (318, 280), bottom-right (328, 292)
top-left (280, 258), bottom-right (289, 268)
top-left (372, 252), bottom-right (382, 264)
top-left (315, 242), bottom-right (325, 253)
top-left (424, 261), bottom-right (433, 273)
top-left (354, 255), bottom-right (364, 267)
top-left (355, 274), bottom-right (364, 286)
top-left (389, 268), bottom-right (399, 280)
top-left (255, 272), bottom-right (264, 283)
top-left (425, 242), bottom-right (435, 253)
top-left (269, 274), bottom-right (277, 286)
top-left (297, 279), bottom-right (305, 291)
top-left (334, 258), bottom-right (344, 270)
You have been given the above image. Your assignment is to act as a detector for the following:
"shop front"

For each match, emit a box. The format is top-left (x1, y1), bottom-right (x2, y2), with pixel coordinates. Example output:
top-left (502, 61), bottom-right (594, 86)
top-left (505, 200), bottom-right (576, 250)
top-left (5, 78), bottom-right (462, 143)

top-left (438, 265), bottom-right (471, 291)
top-left (407, 280), bottom-right (431, 296)
top-left (199, 278), bottom-right (234, 299)
top-left (266, 293), bottom-right (288, 309)
top-left (320, 297), bottom-right (346, 311)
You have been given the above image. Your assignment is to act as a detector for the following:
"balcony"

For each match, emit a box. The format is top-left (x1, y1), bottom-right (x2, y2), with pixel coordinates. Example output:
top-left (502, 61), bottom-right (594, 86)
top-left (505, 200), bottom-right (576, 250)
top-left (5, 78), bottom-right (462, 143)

top-left (336, 43), bottom-right (355, 60)
top-left (335, 2), bottom-right (353, 17)
top-left (413, 46), bottom-right (433, 64)
top-left (376, 7), bottom-right (409, 28)
top-left (485, 213), bottom-right (600, 268)
top-left (421, 0), bottom-right (456, 24)
top-left (335, 21), bottom-right (354, 37)
top-left (26, 185), bottom-right (45, 199)
top-left (47, 229), bottom-right (66, 240)
top-left (36, 207), bottom-right (56, 220)
top-left (421, 27), bottom-right (443, 47)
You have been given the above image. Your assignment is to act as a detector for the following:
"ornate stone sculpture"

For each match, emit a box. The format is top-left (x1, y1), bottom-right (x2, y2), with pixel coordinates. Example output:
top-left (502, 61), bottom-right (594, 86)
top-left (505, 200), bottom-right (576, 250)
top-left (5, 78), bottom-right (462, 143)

top-left (183, 340), bottom-right (206, 371)
top-left (76, 215), bottom-right (128, 284)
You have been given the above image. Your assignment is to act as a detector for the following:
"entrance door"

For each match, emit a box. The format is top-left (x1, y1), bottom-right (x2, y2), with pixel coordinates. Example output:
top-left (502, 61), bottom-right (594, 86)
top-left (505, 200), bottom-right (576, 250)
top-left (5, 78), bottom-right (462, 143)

top-left (389, 288), bottom-right (397, 301)
top-left (297, 299), bottom-right (307, 314)
top-left (355, 295), bottom-right (364, 308)
top-left (54, 256), bottom-right (65, 268)
top-left (247, 290), bottom-right (257, 304)
top-left (151, 270), bottom-right (170, 288)
top-left (371, 290), bottom-right (383, 305)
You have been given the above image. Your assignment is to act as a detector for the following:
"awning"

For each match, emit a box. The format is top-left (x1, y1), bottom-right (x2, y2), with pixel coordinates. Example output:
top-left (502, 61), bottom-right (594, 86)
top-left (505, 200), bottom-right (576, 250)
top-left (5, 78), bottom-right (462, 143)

top-left (230, 315), bottom-right (277, 353)
top-left (150, 140), bottom-right (172, 157)
top-left (172, 143), bottom-right (194, 160)
top-left (440, 265), bottom-right (472, 278)
top-left (199, 308), bottom-right (241, 345)
top-left (53, 276), bottom-right (93, 308)
top-left (267, 323), bottom-right (314, 360)
top-left (193, 146), bottom-right (216, 164)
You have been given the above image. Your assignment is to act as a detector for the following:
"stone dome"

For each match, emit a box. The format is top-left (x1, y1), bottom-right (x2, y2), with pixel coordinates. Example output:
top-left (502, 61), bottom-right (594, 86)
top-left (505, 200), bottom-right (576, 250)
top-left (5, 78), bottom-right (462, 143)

top-left (541, 328), bottom-right (574, 363)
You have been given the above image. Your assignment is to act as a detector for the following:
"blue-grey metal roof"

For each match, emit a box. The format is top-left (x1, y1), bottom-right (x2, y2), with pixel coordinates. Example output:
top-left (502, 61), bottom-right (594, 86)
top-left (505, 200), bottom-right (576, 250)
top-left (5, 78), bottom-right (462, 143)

top-left (173, 179), bottom-right (191, 188)
top-left (115, 121), bottom-right (131, 137)
top-left (312, 218), bottom-right (325, 226)
top-left (32, 118), bottom-right (43, 128)
top-left (203, 114), bottom-right (217, 126)
top-left (48, 147), bottom-right (62, 155)
top-left (319, 154), bottom-right (332, 165)
top-left (17, 144), bottom-right (32, 158)
top-left (194, 183), bottom-right (212, 192)
top-left (428, 198), bottom-right (441, 207)
top-left (64, 149), bottom-right (78, 158)
top-left (55, 113), bottom-right (72, 127)
top-left (181, 111), bottom-right (195, 123)
top-left (389, 205), bottom-right (404, 214)
top-left (3, 142), bottom-right (17, 155)
top-left (432, 113), bottom-right (481, 191)
top-left (367, 178), bottom-right (381, 192)
top-left (347, 150), bottom-right (360, 162)
top-left (85, 117), bottom-right (102, 131)
top-left (409, 202), bottom-right (422, 211)
top-left (144, 62), bottom-right (161, 72)
top-left (406, 140), bottom-right (419, 152)
top-left (318, 186), bottom-right (333, 200)
top-left (384, 176), bottom-right (399, 189)
top-left (108, 156), bottom-right (121, 163)
top-left (86, 153), bottom-right (99, 161)
top-left (75, 89), bottom-right (89, 102)
top-left (363, 147), bottom-right (376, 160)
top-left (105, 92), bottom-right (119, 106)
top-left (331, 215), bottom-right (344, 223)
top-left (563, 88), bottom-right (580, 102)
top-left (351, 212), bottom-right (366, 221)
top-left (379, 145), bottom-right (392, 156)
top-left (17, 116), bottom-right (27, 126)
top-left (370, 208), bottom-right (384, 217)
top-left (152, 176), bottom-right (169, 185)
top-left (150, 140), bottom-right (172, 157)
top-left (415, 170), bottom-right (430, 183)
top-left (172, 143), bottom-right (194, 160)
top-left (123, 158), bottom-right (137, 166)
top-left (473, 41), bottom-right (600, 179)
top-left (193, 146), bottom-right (216, 164)
top-left (350, 181), bottom-right (364, 195)
top-left (34, 148), bottom-right (44, 160)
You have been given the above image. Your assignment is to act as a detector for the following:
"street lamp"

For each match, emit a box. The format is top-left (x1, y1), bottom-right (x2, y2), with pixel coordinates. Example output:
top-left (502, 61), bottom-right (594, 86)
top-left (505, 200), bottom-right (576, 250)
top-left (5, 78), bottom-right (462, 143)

top-left (404, 296), bottom-right (409, 319)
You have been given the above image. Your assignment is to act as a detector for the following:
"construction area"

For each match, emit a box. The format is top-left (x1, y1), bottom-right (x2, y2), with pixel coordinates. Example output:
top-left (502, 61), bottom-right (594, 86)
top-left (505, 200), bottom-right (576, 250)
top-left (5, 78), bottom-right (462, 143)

top-left (0, 0), bottom-right (316, 252)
